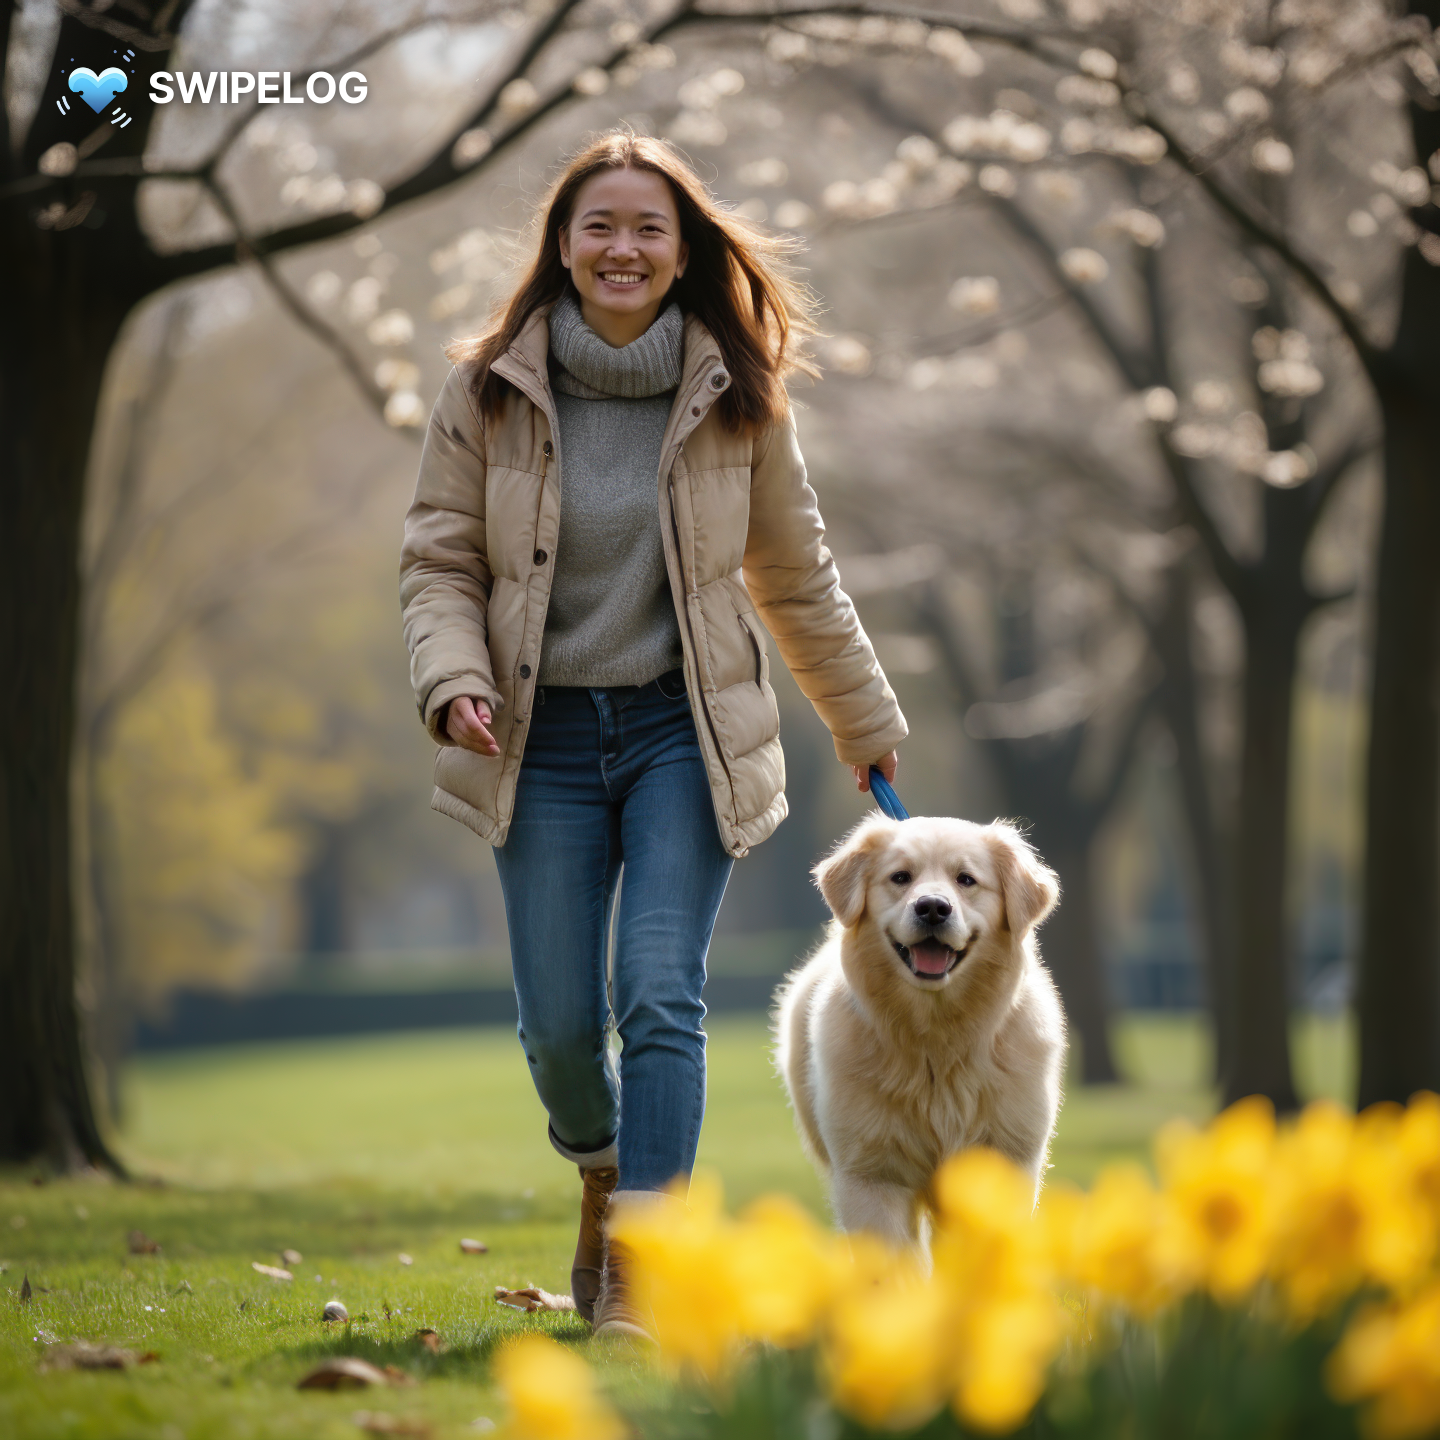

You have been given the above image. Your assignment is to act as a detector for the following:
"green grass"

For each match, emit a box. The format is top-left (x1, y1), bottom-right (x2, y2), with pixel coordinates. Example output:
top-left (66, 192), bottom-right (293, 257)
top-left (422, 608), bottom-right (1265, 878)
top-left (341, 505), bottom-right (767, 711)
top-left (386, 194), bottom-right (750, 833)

top-left (1, 1012), bottom-right (1352, 1439)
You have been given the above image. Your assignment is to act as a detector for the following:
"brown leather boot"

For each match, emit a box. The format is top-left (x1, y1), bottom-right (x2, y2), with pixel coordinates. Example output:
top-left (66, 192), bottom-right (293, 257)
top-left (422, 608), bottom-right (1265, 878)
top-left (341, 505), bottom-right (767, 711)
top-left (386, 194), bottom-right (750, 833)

top-left (571, 1164), bottom-right (619, 1324)
top-left (592, 1232), bottom-right (653, 1341)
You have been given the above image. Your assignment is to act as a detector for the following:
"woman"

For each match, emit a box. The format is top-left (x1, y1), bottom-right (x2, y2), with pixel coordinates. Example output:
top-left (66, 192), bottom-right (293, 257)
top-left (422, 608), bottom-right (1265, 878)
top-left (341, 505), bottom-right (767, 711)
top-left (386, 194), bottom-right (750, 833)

top-left (400, 131), bottom-right (906, 1336)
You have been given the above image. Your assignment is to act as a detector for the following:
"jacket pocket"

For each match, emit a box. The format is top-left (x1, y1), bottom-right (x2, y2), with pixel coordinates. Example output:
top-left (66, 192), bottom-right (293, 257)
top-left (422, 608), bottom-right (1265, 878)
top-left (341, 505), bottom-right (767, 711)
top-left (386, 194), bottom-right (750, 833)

top-left (738, 613), bottom-right (764, 688)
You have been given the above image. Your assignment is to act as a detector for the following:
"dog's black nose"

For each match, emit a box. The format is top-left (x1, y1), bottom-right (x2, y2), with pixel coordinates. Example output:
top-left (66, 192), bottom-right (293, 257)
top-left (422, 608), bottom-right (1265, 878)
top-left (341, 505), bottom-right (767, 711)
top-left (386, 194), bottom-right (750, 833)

top-left (913, 894), bottom-right (952, 925)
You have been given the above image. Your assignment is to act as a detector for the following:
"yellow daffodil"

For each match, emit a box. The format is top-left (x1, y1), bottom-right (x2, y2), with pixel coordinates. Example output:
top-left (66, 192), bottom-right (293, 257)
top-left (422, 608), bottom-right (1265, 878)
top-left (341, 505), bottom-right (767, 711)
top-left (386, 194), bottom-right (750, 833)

top-left (493, 1333), bottom-right (625, 1440)
top-left (729, 1193), bottom-right (844, 1348)
top-left (824, 1253), bottom-right (949, 1432)
top-left (609, 1171), bottom-right (745, 1379)
top-left (1270, 1102), bottom-right (1431, 1322)
top-left (1156, 1095), bottom-right (1276, 1304)
top-left (1328, 1277), bottom-right (1440, 1438)
top-left (1048, 1163), bottom-right (1180, 1318)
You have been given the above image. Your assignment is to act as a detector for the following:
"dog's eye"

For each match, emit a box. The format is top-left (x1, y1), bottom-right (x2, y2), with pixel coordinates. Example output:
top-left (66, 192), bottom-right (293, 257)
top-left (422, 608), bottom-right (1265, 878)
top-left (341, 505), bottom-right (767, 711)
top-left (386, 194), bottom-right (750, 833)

top-left (957, 873), bottom-right (977, 887)
top-left (889, 871), bottom-right (911, 885)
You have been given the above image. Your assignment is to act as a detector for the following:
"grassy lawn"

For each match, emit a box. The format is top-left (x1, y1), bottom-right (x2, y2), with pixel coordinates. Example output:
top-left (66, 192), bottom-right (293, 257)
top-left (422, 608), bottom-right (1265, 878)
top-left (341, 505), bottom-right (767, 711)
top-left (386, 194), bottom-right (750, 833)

top-left (0, 1011), bottom-right (1352, 1439)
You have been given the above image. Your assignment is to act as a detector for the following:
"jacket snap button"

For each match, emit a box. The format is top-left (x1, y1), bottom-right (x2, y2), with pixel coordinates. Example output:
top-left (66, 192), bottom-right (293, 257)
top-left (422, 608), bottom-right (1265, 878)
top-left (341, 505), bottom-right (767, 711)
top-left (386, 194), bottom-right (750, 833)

top-left (711, 372), bottom-right (728, 389)
top-left (533, 549), bottom-right (547, 565)
top-left (542, 440), bottom-right (553, 457)
top-left (519, 664), bottom-right (532, 679)
top-left (691, 406), bottom-right (701, 417)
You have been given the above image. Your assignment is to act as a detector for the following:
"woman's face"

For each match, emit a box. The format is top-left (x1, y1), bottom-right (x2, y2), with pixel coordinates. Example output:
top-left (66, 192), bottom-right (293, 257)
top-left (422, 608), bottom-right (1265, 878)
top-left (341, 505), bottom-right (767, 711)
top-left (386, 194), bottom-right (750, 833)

top-left (558, 167), bottom-right (688, 344)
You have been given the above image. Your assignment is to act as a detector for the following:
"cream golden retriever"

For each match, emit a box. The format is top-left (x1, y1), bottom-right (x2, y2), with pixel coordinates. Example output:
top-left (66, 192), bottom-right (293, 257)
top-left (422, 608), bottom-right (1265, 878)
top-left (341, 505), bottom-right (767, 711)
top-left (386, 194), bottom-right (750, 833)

top-left (775, 813), bottom-right (1066, 1245)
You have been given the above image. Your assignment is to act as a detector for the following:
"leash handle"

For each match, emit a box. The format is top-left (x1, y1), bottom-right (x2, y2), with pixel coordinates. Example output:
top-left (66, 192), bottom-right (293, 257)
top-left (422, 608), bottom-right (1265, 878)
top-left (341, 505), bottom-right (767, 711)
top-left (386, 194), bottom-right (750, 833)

top-left (868, 766), bottom-right (910, 822)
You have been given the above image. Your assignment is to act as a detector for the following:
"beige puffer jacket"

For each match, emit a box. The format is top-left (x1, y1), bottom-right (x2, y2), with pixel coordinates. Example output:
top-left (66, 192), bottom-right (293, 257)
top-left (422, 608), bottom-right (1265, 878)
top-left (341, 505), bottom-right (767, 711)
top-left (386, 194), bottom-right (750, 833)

top-left (400, 306), bottom-right (907, 858)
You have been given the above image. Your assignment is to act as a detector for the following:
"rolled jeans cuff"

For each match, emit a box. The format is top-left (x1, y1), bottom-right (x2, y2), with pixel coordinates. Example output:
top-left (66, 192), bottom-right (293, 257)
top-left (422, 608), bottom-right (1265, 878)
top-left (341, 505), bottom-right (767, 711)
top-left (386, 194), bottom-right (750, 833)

top-left (548, 1122), bottom-right (618, 1169)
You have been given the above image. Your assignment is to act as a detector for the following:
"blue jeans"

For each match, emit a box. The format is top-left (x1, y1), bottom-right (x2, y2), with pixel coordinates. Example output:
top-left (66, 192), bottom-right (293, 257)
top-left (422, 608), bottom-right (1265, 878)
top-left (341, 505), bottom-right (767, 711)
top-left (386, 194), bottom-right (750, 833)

top-left (492, 670), bottom-right (734, 1192)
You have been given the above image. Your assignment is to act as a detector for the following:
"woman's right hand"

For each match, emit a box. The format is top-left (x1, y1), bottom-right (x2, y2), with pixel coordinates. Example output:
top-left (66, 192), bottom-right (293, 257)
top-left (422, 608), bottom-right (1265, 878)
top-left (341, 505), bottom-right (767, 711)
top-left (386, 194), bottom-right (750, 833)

top-left (446, 696), bottom-right (501, 756)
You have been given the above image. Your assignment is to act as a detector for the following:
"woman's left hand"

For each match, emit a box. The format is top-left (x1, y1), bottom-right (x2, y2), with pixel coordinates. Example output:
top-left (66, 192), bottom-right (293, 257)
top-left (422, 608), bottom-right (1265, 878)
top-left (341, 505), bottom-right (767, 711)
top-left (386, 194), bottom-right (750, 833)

top-left (852, 751), bottom-right (898, 793)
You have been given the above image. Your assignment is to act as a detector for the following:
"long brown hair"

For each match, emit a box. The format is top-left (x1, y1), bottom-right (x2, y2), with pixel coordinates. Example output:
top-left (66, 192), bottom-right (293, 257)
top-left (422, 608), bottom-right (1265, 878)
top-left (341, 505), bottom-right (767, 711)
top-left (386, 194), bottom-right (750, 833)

top-left (446, 131), bottom-right (818, 432)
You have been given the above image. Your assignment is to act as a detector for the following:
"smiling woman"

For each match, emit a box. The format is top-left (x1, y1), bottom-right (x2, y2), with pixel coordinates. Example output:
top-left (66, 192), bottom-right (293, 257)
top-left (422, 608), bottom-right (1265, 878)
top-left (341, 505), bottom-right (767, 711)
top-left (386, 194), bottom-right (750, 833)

top-left (400, 130), bottom-right (908, 1342)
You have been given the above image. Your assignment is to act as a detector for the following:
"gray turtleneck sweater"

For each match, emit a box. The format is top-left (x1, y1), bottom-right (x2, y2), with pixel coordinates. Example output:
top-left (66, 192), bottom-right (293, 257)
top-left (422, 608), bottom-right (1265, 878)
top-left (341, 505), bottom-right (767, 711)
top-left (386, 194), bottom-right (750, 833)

top-left (538, 292), bottom-right (686, 688)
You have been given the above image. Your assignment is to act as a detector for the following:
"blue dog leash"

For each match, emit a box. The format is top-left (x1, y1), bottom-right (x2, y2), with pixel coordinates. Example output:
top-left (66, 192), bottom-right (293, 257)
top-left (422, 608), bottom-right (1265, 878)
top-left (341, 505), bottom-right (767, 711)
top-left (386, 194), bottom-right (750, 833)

top-left (867, 766), bottom-right (910, 822)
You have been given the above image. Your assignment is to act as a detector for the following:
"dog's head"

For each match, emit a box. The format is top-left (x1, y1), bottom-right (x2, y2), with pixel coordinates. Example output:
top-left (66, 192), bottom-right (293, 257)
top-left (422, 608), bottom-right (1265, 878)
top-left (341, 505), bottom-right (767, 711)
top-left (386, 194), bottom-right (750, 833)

top-left (812, 813), bottom-right (1059, 991)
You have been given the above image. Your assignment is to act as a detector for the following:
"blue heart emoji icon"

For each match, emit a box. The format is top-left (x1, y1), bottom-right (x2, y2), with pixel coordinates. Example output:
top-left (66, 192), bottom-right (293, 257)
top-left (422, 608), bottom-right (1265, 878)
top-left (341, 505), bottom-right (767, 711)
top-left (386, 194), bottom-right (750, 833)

top-left (68, 65), bottom-right (128, 114)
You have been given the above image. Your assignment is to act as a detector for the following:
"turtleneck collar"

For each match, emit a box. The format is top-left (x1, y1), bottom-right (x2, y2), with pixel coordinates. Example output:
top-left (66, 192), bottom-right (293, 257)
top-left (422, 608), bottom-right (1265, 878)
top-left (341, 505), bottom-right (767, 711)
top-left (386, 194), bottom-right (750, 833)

top-left (548, 289), bottom-right (684, 400)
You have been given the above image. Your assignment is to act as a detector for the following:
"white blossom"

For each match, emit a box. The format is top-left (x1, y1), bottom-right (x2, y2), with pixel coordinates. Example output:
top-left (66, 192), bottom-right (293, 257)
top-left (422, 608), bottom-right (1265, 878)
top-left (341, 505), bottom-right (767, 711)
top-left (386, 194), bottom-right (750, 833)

top-left (1262, 449), bottom-right (1315, 487)
top-left (1078, 48), bottom-right (1118, 80)
top-left (979, 164), bottom-right (1017, 196)
top-left (1221, 39), bottom-right (1285, 87)
top-left (926, 27), bottom-right (984, 76)
top-left (1251, 138), bottom-right (1295, 175)
top-left (346, 179), bottom-right (384, 219)
top-left (1167, 64), bottom-right (1201, 104)
top-left (895, 135), bottom-right (940, 172)
top-left (948, 276), bottom-right (1001, 314)
top-left (39, 143), bottom-right (78, 177)
top-left (429, 284), bottom-right (474, 321)
top-left (1224, 87), bottom-right (1271, 124)
top-left (452, 128), bottom-right (493, 167)
top-left (1347, 209), bottom-right (1379, 237)
top-left (1056, 74), bottom-right (1121, 108)
top-left (572, 67), bottom-right (610, 96)
top-left (344, 276), bottom-right (384, 324)
top-left (766, 29), bottom-right (811, 64)
top-left (1192, 380), bottom-right (1232, 413)
top-left (305, 270), bottom-right (342, 307)
top-left (670, 111), bottom-right (727, 147)
top-left (1106, 207), bottom-right (1166, 246)
top-left (1142, 386), bottom-right (1178, 422)
top-left (828, 336), bottom-right (873, 375)
top-left (497, 78), bottom-right (538, 115)
top-left (384, 391), bottom-right (426, 428)
top-left (772, 199), bottom-right (813, 229)
top-left (367, 309), bottom-right (414, 347)
top-left (375, 358), bottom-right (421, 393)
top-left (1033, 169), bottom-right (1083, 205)
top-left (737, 157), bottom-right (789, 187)
top-left (1060, 247), bottom-right (1109, 284)
top-left (1258, 359), bottom-right (1324, 397)
top-left (710, 67), bottom-right (746, 96)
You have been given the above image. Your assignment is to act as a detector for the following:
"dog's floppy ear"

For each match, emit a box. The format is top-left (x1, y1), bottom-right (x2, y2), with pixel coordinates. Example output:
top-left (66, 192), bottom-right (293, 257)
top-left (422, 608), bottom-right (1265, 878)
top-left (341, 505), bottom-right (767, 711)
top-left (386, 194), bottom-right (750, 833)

top-left (986, 823), bottom-right (1059, 938)
top-left (813, 814), bottom-right (896, 927)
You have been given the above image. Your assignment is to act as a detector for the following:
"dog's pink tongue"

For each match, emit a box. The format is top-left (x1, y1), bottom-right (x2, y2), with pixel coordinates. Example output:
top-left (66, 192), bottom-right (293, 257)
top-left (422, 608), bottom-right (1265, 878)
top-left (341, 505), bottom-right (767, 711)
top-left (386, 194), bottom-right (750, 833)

top-left (910, 940), bottom-right (952, 976)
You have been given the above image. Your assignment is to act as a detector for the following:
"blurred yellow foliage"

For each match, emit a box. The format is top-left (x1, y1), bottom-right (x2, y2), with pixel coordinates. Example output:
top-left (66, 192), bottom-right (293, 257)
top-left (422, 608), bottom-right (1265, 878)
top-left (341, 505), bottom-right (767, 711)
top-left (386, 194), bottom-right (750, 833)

top-left (101, 661), bottom-right (303, 999)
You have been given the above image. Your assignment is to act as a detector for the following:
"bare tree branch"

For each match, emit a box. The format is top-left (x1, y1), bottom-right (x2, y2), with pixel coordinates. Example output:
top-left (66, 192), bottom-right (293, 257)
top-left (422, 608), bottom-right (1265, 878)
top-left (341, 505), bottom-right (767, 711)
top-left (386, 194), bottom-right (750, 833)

top-left (57, 0), bottom-right (182, 51)
top-left (200, 175), bottom-right (407, 434)
top-left (1301, 430), bottom-right (1380, 544)
top-left (1133, 106), bottom-right (1380, 370)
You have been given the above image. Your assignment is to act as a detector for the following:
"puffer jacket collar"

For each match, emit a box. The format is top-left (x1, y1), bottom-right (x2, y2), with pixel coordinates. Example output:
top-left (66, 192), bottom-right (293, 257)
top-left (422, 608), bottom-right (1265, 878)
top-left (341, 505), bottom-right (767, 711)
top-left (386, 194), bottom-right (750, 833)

top-left (488, 301), bottom-right (732, 461)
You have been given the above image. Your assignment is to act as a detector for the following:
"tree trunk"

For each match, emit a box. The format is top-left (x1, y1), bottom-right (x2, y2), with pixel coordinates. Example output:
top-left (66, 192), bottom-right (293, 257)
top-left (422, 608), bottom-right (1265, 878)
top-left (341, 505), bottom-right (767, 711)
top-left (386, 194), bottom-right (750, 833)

top-left (1042, 839), bottom-right (1120, 1084)
top-left (1357, 373), bottom-right (1440, 1105)
top-left (0, 217), bottom-right (131, 1170)
top-left (1223, 591), bottom-right (1304, 1109)
top-left (1155, 560), bottom-right (1235, 1084)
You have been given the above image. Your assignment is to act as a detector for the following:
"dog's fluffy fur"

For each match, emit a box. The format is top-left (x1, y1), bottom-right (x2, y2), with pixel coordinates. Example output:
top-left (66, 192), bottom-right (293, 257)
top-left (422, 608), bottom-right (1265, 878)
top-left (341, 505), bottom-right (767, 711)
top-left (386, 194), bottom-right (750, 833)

top-left (775, 813), bottom-right (1067, 1245)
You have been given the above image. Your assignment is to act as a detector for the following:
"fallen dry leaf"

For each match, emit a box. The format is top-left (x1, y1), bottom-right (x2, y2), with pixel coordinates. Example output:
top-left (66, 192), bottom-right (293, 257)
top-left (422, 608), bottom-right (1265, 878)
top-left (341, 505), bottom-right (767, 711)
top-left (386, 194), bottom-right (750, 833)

top-left (40, 1343), bottom-right (160, 1372)
top-left (127, 1231), bottom-right (161, 1255)
top-left (297, 1358), bottom-right (392, 1390)
top-left (397, 1253), bottom-right (414, 1266)
top-left (492, 1287), bottom-right (575, 1314)
top-left (252, 1262), bottom-right (294, 1281)
top-left (353, 1411), bottom-right (431, 1436)
top-left (458, 1238), bottom-right (488, 1255)
top-left (19, 1274), bottom-right (31, 1302)
top-left (323, 1300), bottom-right (350, 1323)
top-left (282, 1248), bottom-right (303, 1265)
top-left (412, 1328), bottom-right (445, 1354)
